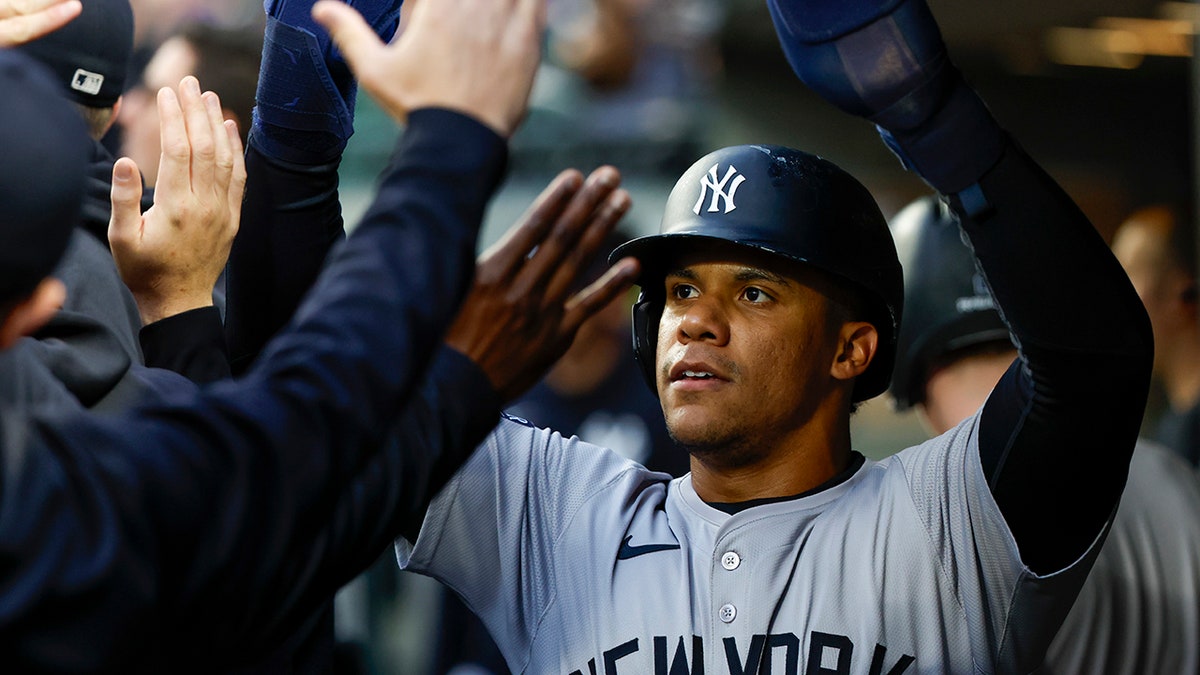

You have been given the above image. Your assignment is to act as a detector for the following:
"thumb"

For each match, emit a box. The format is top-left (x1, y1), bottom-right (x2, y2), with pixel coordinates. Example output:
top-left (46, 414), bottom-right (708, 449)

top-left (312, 0), bottom-right (384, 77)
top-left (108, 157), bottom-right (144, 250)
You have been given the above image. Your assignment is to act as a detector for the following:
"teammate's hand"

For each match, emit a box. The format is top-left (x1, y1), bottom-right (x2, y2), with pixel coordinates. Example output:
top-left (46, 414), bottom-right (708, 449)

top-left (312, 0), bottom-right (545, 138)
top-left (109, 76), bottom-right (245, 325)
top-left (445, 167), bottom-right (639, 402)
top-left (0, 0), bottom-right (81, 46)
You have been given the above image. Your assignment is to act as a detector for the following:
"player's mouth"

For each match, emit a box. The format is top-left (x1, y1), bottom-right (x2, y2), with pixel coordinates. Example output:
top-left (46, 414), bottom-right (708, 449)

top-left (667, 360), bottom-right (729, 391)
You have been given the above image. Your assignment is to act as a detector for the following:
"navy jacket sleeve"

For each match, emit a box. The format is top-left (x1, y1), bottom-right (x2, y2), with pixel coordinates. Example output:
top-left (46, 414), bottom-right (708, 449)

top-left (0, 108), bottom-right (507, 670)
top-left (948, 138), bottom-right (1154, 573)
top-left (139, 307), bottom-right (232, 384)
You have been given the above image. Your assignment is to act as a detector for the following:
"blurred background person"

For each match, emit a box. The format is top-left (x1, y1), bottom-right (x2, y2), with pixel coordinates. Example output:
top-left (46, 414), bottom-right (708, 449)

top-left (1111, 203), bottom-right (1200, 466)
top-left (890, 195), bottom-right (1200, 675)
top-left (117, 20), bottom-right (262, 188)
top-left (127, 0), bottom-right (260, 74)
top-left (18, 0), bottom-right (141, 243)
top-left (519, 0), bottom-right (725, 175)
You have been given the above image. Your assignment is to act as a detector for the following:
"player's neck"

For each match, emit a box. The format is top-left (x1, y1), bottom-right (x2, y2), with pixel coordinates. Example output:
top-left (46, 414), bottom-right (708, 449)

top-left (688, 413), bottom-right (854, 504)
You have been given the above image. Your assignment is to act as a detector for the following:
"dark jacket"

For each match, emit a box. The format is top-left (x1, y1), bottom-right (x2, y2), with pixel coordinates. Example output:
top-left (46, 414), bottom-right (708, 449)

top-left (0, 109), bottom-right (505, 671)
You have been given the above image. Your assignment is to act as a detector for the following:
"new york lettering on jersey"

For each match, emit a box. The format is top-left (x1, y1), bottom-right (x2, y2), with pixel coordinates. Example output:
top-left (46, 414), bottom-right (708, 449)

top-left (570, 632), bottom-right (914, 675)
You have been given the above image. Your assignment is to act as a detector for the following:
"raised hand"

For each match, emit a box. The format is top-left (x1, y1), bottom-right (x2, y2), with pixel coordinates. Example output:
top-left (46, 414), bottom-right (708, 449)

top-left (312, 0), bottom-right (545, 137)
top-left (765, 0), bottom-right (1002, 193)
top-left (0, 0), bottom-right (81, 47)
top-left (445, 167), bottom-right (639, 402)
top-left (109, 77), bottom-right (246, 325)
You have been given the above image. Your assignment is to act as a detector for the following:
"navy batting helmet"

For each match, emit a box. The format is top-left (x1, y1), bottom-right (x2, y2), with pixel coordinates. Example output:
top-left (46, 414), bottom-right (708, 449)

top-left (610, 144), bottom-right (903, 402)
top-left (888, 195), bottom-right (1011, 411)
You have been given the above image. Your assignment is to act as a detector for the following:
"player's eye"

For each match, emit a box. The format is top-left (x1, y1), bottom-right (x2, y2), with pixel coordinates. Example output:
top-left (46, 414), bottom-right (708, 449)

top-left (671, 283), bottom-right (699, 300)
top-left (741, 287), bottom-right (773, 304)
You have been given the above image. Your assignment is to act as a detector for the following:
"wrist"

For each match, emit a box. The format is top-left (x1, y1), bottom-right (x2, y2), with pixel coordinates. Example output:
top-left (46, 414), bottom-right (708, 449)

top-left (876, 79), bottom-right (1005, 194)
top-left (133, 290), bottom-right (215, 326)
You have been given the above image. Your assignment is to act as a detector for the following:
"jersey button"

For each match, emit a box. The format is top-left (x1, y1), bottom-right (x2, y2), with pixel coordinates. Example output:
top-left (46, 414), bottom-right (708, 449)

top-left (721, 551), bottom-right (740, 570)
top-left (719, 603), bottom-right (737, 623)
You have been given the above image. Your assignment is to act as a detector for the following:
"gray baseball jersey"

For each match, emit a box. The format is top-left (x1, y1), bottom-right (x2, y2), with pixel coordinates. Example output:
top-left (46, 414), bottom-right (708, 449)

top-left (1039, 440), bottom-right (1200, 674)
top-left (398, 412), bottom-right (1105, 674)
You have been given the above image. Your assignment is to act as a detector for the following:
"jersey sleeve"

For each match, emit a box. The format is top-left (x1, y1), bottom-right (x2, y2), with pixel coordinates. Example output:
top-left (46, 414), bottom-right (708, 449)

top-left (896, 413), bottom-right (1107, 673)
top-left (0, 108), bottom-right (507, 668)
top-left (397, 415), bottom-right (649, 669)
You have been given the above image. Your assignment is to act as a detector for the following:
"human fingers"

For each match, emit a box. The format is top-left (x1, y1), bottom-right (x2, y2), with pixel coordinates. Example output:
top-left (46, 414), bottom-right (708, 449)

top-left (178, 77), bottom-right (216, 194)
top-left (477, 169), bottom-right (584, 284)
top-left (205, 92), bottom-right (234, 198)
top-left (0, 0), bottom-right (79, 46)
top-left (154, 86), bottom-right (191, 205)
top-left (562, 257), bottom-right (639, 328)
top-left (108, 157), bottom-right (145, 254)
top-left (514, 166), bottom-right (622, 297)
top-left (224, 119), bottom-right (246, 236)
top-left (312, 1), bottom-right (387, 87)
top-left (542, 187), bottom-right (631, 304)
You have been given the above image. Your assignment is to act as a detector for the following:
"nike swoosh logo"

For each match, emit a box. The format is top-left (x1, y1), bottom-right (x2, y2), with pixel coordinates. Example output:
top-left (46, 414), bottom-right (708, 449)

top-left (617, 534), bottom-right (681, 560)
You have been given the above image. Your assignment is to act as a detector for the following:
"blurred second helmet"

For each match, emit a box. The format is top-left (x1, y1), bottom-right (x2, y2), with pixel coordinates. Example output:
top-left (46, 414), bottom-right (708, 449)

top-left (888, 195), bottom-right (1011, 411)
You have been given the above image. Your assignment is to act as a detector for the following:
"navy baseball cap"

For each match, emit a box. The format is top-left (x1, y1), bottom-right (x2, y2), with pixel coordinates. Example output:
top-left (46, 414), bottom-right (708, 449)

top-left (18, 0), bottom-right (134, 107)
top-left (0, 51), bottom-right (89, 303)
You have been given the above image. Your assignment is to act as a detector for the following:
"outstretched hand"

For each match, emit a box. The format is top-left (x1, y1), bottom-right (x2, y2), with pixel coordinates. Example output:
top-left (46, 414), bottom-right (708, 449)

top-left (312, 0), bottom-right (544, 137)
top-left (0, 0), bottom-right (80, 46)
top-left (445, 167), bottom-right (639, 402)
top-left (109, 76), bottom-right (246, 325)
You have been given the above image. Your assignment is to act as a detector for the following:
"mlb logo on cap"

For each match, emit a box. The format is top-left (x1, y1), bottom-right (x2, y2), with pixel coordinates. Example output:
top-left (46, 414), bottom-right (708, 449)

top-left (71, 69), bottom-right (104, 96)
top-left (16, 0), bottom-right (133, 108)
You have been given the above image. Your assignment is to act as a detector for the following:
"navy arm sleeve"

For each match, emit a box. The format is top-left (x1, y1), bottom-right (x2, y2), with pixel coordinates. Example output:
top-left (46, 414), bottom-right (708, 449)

top-left (0, 109), bottom-right (507, 669)
top-left (223, 140), bottom-right (345, 374)
top-left (948, 139), bottom-right (1153, 574)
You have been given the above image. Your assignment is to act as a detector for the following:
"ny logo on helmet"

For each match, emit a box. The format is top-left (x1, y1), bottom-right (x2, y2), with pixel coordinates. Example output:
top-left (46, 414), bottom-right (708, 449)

top-left (693, 163), bottom-right (746, 215)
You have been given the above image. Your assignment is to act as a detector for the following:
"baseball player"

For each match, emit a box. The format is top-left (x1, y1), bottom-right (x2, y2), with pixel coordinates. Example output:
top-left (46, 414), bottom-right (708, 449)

top-left (392, 0), bottom-right (1152, 672)
top-left (890, 195), bottom-right (1200, 674)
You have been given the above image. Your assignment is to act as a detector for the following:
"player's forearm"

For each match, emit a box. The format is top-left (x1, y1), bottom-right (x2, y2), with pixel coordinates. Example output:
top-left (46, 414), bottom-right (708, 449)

top-left (948, 139), bottom-right (1152, 368)
top-left (949, 139), bottom-right (1152, 572)
top-left (223, 142), bottom-right (345, 374)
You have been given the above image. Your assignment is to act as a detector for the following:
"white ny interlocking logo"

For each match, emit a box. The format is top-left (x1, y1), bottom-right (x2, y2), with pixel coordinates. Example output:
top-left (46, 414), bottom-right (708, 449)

top-left (693, 163), bottom-right (747, 215)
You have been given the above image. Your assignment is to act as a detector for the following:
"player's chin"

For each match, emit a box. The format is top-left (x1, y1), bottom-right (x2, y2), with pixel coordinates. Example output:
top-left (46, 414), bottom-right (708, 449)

top-left (665, 410), bottom-right (740, 455)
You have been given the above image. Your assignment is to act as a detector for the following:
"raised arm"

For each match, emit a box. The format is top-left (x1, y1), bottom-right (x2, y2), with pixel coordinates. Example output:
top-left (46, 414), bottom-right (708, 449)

top-left (224, 0), bottom-right (403, 372)
top-left (0, 0), bottom-right (546, 666)
top-left (767, 0), bottom-right (1153, 572)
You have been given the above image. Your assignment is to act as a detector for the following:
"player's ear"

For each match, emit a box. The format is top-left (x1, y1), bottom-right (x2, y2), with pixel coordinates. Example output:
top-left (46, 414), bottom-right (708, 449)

top-left (0, 278), bottom-right (66, 350)
top-left (830, 320), bottom-right (877, 384)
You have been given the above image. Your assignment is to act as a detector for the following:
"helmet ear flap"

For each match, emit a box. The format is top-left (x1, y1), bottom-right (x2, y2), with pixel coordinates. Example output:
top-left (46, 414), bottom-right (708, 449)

top-left (631, 291), bottom-right (663, 395)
